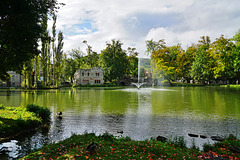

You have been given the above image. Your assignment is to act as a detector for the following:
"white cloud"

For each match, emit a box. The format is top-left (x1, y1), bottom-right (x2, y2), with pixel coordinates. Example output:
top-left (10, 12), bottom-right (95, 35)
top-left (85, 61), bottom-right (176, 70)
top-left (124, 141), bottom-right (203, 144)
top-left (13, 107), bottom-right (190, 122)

top-left (50, 0), bottom-right (240, 57)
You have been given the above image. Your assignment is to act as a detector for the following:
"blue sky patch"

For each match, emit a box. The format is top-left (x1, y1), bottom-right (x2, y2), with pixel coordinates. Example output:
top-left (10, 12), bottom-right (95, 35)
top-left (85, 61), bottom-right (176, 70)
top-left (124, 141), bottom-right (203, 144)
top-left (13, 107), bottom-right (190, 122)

top-left (64, 20), bottom-right (98, 36)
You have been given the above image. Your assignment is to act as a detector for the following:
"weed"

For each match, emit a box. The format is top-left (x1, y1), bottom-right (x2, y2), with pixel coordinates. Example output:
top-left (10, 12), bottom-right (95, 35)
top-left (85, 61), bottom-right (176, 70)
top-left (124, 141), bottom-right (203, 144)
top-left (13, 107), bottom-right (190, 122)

top-left (100, 131), bottom-right (114, 141)
top-left (168, 136), bottom-right (187, 148)
top-left (0, 104), bottom-right (5, 109)
top-left (26, 104), bottom-right (50, 121)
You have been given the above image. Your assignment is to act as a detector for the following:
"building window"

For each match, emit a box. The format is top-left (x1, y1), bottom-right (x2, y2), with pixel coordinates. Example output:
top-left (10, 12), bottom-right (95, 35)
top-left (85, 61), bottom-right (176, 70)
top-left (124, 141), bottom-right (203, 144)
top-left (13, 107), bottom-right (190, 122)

top-left (11, 75), bottom-right (15, 82)
top-left (96, 73), bottom-right (99, 76)
top-left (95, 80), bottom-right (101, 84)
top-left (82, 73), bottom-right (84, 76)
top-left (88, 73), bottom-right (90, 76)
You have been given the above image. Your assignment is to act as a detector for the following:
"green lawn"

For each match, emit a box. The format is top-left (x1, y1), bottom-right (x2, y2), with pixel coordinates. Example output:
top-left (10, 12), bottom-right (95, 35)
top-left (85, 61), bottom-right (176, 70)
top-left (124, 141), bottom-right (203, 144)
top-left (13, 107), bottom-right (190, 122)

top-left (0, 104), bottom-right (50, 140)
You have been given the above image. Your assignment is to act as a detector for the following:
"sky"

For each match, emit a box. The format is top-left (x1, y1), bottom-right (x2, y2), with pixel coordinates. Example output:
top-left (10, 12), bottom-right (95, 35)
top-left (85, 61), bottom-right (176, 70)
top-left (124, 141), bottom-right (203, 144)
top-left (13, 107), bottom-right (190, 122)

top-left (50, 0), bottom-right (240, 57)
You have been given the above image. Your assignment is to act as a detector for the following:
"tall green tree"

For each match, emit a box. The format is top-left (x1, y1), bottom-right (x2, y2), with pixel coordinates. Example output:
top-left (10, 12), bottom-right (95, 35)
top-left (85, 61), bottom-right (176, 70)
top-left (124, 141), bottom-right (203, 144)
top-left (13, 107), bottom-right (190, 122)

top-left (146, 39), bottom-right (166, 56)
top-left (190, 36), bottom-right (213, 84)
top-left (82, 40), bottom-right (99, 68)
top-left (210, 35), bottom-right (235, 83)
top-left (100, 40), bottom-right (129, 82)
top-left (178, 44), bottom-right (197, 82)
top-left (0, 0), bottom-right (61, 81)
top-left (151, 43), bottom-right (182, 84)
top-left (40, 14), bottom-right (51, 87)
top-left (55, 31), bottom-right (64, 87)
top-left (232, 29), bottom-right (240, 82)
top-left (62, 48), bottom-right (84, 83)
top-left (127, 47), bottom-right (138, 78)
top-left (52, 13), bottom-right (57, 87)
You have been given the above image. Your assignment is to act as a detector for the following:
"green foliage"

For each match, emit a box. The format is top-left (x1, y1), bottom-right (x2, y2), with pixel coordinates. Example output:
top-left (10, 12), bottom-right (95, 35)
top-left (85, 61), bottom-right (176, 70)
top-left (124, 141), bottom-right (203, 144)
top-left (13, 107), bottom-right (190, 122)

top-left (0, 0), bottom-right (60, 81)
top-left (100, 132), bottom-right (114, 142)
top-left (26, 104), bottom-right (51, 121)
top-left (151, 42), bottom-right (183, 84)
top-left (22, 133), bottom-right (204, 160)
top-left (0, 105), bottom-right (42, 138)
top-left (203, 143), bottom-right (214, 152)
top-left (167, 136), bottom-right (187, 148)
top-left (126, 47), bottom-right (139, 77)
top-left (55, 31), bottom-right (64, 87)
top-left (0, 104), bottom-right (5, 110)
top-left (100, 40), bottom-right (129, 82)
top-left (149, 32), bottom-right (240, 84)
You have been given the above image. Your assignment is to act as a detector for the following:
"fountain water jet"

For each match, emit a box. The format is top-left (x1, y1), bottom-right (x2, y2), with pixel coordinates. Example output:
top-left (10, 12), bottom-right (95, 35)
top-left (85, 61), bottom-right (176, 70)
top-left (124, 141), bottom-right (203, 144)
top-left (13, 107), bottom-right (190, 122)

top-left (132, 58), bottom-right (145, 89)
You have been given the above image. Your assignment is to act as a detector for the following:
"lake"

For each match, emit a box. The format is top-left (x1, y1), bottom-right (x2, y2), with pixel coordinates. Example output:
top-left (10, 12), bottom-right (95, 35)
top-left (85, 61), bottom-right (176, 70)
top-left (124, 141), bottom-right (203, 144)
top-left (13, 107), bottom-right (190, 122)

top-left (0, 86), bottom-right (240, 159)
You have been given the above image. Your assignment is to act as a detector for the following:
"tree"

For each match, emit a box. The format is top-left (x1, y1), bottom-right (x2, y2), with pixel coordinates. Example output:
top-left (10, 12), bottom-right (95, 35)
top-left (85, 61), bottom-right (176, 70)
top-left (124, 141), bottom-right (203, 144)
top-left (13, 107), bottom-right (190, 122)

top-left (151, 43), bottom-right (182, 84)
top-left (145, 39), bottom-right (166, 55)
top-left (210, 35), bottom-right (235, 83)
top-left (232, 29), bottom-right (240, 82)
top-left (99, 40), bottom-right (129, 82)
top-left (0, 0), bottom-right (61, 81)
top-left (62, 48), bottom-right (84, 83)
top-left (179, 44), bottom-right (197, 82)
top-left (55, 31), bottom-right (64, 87)
top-left (190, 36), bottom-right (213, 84)
top-left (82, 40), bottom-right (99, 68)
top-left (40, 13), bottom-right (51, 87)
top-left (127, 47), bottom-right (138, 78)
top-left (52, 13), bottom-right (57, 87)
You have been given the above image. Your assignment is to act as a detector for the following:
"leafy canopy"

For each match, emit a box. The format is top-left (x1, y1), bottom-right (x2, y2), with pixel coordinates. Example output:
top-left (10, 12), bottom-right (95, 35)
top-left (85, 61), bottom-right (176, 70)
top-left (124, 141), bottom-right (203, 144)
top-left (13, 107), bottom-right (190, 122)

top-left (0, 0), bottom-right (62, 81)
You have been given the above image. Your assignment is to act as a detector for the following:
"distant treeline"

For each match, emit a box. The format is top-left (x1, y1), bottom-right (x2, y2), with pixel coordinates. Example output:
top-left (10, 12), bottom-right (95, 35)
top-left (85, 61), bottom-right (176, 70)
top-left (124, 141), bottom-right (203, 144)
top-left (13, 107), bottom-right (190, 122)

top-left (146, 30), bottom-right (240, 84)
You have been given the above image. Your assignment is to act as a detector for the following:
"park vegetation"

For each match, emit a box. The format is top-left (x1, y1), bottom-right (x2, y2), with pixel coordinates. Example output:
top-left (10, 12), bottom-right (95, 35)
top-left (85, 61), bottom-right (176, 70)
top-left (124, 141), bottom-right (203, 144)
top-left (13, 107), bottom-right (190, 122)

top-left (21, 132), bottom-right (240, 159)
top-left (147, 30), bottom-right (240, 85)
top-left (0, 0), bottom-right (63, 81)
top-left (1, 2), bottom-right (240, 88)
top-left (0, 104), bottom-right (50, 141)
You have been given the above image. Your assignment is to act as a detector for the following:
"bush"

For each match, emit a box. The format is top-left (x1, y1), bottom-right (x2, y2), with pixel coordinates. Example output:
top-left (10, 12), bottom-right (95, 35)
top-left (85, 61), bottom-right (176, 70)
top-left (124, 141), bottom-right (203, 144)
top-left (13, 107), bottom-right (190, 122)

top-left (203, 143), bottom-right (214, 152)
top-left (0, 104), bottom-right (5, 109)
top-left (168, 136), bottom-right (187, 148)
top-left (26, 104), bottom-right (50, 121)
top-left (100, 132), bottom-right (114, 142)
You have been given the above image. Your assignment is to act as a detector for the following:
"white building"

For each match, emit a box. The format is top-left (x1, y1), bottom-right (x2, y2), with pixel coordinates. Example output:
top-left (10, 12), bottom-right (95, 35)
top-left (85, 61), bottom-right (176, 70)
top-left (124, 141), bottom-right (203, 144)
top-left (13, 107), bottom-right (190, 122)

top-left (0, 71), bottom-right (23, 87)
top-left (74, 67), bottom-right (104, 85)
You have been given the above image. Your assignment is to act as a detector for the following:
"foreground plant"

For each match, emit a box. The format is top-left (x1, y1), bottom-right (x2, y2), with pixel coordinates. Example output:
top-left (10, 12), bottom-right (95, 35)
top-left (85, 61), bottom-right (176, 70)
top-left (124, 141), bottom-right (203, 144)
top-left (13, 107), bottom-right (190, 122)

top-left (20, 133), bottom-right (240, 160)
top-left (0, 104), bottom-right (50, 139)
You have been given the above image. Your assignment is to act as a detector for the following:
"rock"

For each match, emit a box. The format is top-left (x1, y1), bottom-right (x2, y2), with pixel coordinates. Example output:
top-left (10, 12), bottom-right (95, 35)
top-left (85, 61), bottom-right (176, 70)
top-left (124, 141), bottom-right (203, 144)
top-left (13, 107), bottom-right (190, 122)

top-left (211, 136), bottom-right (224, 141)
top-left (57, 112), bottom-right (62, 116)
top-left (188, 134), bottom-right (198, 138)
top-left (117, 131), bottom-right (123, 134)
top-left (57, 112), bottom-right (62, 119)
top-left (230, 145), bottom-right (240, 153)
top-left (200, 135), bottom-right (207, 139)
top-left (86, 142), bottom-right (98, 153)
top-left (156, 136), bottom-right (167, 142)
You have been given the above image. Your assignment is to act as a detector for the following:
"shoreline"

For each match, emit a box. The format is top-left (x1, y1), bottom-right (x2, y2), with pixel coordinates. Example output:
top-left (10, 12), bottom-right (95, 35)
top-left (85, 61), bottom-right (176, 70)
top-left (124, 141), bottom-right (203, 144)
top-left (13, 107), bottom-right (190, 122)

top-left (21, 133), bottom-right (240, 159)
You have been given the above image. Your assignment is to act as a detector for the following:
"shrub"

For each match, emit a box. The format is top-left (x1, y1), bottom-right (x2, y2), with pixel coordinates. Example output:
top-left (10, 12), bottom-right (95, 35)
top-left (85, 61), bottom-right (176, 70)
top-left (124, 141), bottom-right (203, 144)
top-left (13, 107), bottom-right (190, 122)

top-left (100, 132), bottom-right (114, 141)
top-left (26, 104), bottom-right (50, 121)
top-left (203, 143), bottom-right (214, 152)
top-left (0, 104), bottom-right (5, 109)
top-left (168, 136), bottom-right (187, 148)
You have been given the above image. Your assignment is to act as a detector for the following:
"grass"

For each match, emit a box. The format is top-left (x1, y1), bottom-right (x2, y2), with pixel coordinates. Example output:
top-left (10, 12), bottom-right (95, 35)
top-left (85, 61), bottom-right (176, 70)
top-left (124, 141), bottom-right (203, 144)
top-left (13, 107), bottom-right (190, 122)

top-left (0, 104), bottom-right (50, 140)
top-left (220, 84), bottom-right (240, 88)
top-left (74, 83), bottom-right (124, 90)
top-left (20, 133), bottom-right (240, 160)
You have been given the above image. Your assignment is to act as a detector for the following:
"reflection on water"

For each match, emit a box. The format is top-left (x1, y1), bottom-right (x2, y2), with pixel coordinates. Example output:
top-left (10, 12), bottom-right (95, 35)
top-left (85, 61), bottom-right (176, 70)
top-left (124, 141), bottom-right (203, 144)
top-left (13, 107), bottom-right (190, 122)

top-left (0, 87), bottom-right (240, 159)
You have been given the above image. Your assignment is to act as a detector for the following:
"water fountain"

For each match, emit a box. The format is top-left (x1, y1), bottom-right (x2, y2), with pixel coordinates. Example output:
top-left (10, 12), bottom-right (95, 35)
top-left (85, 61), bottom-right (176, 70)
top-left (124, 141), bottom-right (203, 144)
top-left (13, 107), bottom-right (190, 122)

top-left (132, 58), bottom-right (145, 89)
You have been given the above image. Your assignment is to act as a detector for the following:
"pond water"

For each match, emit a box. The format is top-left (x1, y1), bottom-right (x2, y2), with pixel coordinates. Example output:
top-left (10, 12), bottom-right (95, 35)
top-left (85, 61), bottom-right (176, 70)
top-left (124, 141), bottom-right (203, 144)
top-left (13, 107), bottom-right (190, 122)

top-left (0, 87), bottom-right (240, 159)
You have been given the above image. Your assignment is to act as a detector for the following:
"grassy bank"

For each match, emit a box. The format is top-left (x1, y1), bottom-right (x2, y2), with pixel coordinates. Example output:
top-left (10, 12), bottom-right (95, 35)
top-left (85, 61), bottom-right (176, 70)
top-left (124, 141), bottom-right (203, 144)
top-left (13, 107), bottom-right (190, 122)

top-left (0, 104), bottom-right (50, 141)
top-left (21, 133), bottom-right (240, 160)
top-left (221, 84), bottom-right (240, 88)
